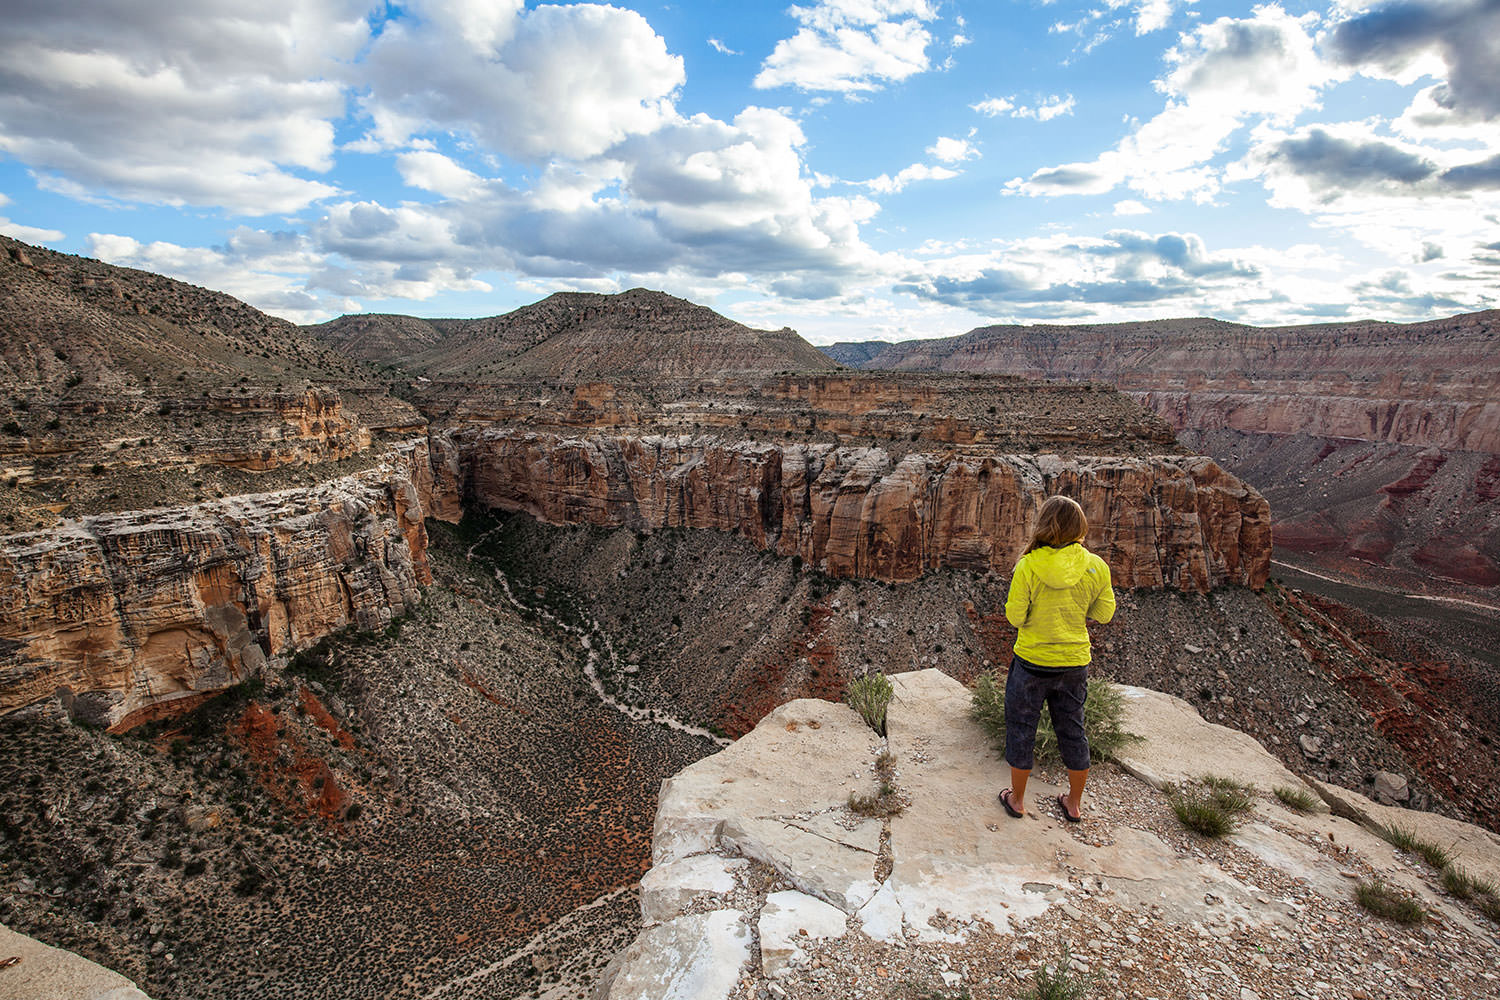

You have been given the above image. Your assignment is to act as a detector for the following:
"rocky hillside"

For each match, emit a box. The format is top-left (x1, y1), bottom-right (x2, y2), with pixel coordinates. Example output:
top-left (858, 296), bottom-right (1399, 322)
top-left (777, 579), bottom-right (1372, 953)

top-left (0, 236), bottom-right (422, 534)
top-left (306, 288), bottom-right (841, 379)
top-left (297, 313), bottom-right (446, 369)
top-left (0, 235), bottom-right (405, 409)
top-left (826, 312), bottom-right (1500, 597)
top-left (602, 669), bottom-right (1500, 1000)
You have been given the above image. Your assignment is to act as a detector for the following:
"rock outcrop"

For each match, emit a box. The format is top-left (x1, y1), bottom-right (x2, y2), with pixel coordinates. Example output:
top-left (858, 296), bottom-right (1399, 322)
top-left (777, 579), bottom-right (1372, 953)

top-left (0, 442), bottom-right (444, 731)
top-left (454, 429), bottom-right (1270, 590)
top-left (600, 669), bottom-right (1500, 999)
top-left (824, 311), bottom-right (1500, 596)
top-left (826, 312), bottom-right (1500, 451)
top-left (0, 922), bottom-right (154, 1000)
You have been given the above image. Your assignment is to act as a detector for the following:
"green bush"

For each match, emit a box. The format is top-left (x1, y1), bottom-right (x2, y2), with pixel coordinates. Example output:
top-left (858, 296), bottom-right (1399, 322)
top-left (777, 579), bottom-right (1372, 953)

top-left (1273, 785), bottom-right (1318, 813)
top-left (1441, 864), bottom-right (1496, 901)
top-left (1380, 824), bottom-right (1452, 870)
top-left (1168, 775), bottom-right (1254, 837)
top-left (970, 672), bottom-right (1141, 765)
top-left (1020, 945), bottom-right (1093, 1000)
top-left (1355, 880), bottom-right (1425, 925)
top-left (846, 672), bottom-right (893, 735)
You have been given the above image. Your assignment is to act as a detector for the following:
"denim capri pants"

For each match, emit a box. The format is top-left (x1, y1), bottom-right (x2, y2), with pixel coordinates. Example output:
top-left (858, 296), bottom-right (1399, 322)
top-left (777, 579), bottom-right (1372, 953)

top-left (1004, 654), bottom-right (1091, 771)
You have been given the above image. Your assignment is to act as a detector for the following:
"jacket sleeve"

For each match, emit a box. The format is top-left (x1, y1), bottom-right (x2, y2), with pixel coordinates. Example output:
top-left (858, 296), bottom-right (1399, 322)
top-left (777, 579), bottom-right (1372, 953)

top-left (1086, 559), bottom-right (1117, 624)
top-left (1004, 559), bottom-right (1032, 629)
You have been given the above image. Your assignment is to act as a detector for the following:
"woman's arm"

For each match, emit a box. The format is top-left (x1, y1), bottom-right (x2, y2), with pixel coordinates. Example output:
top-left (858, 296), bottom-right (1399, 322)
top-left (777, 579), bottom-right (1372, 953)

top-left (1004, 560), bottom-right (1032, 629)
top-left (1087, 561), bottom-right (1116, 623)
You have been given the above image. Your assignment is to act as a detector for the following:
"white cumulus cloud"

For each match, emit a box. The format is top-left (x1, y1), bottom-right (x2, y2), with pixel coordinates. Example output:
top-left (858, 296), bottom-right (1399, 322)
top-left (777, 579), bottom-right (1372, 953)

top-left (927, 137), bottom-right (979, 162)
top-left (972, 95), bottom-right (1076, 121)
top-left (1011, 6), bottom-right (1329, 202)
top-left (754, 0), bottom-right (939, 93)
top-left (0, 0), bottom-right (362, 214)
top-left (358, 1), bottom-right (684, 161)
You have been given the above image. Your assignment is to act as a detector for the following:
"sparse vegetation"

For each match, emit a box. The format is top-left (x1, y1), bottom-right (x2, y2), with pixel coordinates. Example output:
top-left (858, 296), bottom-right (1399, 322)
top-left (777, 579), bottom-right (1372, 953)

top-left (909, 983), bottom-right (973, 1000)
top-left (1380, 824), bottom-right (1453, 870)
top-left (970, 673), bottom-right (1141, 764)
top-left (1273, 784), bottom-right (1318, 813)
top-left (1440, 863), bottom-right (1497, 900)
top-left (848, 747), bottom-right (904, 817)
top-left (1355, 880), bottom-right (1426, 924)
top-left (1168, 775), bottom-right (1254, 837)
top-left (1020, 946), bottom-right (1093, 1000)
top-left (846, 672), bottom-right (893, 735)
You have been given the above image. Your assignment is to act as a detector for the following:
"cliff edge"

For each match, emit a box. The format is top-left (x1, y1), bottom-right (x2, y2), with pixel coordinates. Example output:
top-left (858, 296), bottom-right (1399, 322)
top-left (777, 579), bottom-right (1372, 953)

top-left (599, 670), bottom-right (1500, 999)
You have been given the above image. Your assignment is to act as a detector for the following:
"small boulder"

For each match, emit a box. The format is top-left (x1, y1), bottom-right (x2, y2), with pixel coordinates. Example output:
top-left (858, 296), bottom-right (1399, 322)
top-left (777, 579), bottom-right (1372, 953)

top-left (1371, 771), bottom-right (1410, 803)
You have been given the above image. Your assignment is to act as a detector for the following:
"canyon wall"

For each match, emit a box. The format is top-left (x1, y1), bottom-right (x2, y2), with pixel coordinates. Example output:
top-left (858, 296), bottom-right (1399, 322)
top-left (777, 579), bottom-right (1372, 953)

top-left (0, 439), bottom-right (445, 731)
top-left (826, 312), bottom-right (1500, 595)
top-left (454, 429), bottom-right (1269, 591)
top-left (1138, 390), bottom-right (1500, 456)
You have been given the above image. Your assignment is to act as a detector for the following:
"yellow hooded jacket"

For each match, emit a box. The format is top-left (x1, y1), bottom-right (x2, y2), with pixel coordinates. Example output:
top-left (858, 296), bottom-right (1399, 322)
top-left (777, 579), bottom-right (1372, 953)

top-left (1004, 542), bottom-right (1116, 667)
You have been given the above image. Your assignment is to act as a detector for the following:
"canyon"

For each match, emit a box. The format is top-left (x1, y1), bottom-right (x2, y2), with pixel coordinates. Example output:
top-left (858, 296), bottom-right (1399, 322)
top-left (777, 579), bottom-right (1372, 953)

top-left (0, 234), bottom-right (1495, 999)
top-left (825, 311), bottom-right (1500, 597)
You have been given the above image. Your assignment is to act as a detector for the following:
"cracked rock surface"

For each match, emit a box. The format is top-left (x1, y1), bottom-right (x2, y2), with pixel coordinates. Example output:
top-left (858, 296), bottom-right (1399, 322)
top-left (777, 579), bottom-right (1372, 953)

top-left (603, 669), bottom-right (1500, 1000)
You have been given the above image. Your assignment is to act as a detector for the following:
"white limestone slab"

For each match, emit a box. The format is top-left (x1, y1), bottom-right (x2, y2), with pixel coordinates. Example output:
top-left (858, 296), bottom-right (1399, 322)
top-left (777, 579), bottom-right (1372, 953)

top-left (1112, 685), bottom-right (1322, 804)
top-left (0, 923), bottom-right (152, 1000)
top-left (756, 890), bottom-right (849, 978)
top-left (720, 816), bottom-right (878, 913)
top-left (598, 910), bottom-right (751, 1000)
top-left (855, 883), bottom-right (904, 943)
top-left (652, 698), bottom-right (880, 866)
top-left (639, 854), bottom-right (748, 924)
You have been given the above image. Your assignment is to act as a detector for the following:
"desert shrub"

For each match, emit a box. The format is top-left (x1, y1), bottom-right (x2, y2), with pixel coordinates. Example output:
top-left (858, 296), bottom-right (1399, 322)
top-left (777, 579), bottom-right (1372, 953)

top-left (1475, 895), bottom-right (1500, 923)
top-left (1273, 785), bottom-right (1318, 813)
top-left (1201, 775), bottom-right (1255, 812)
top-left (1168, 776), bottom-right (1254, 838)
top-left (1020, 945), bottom-right (1093, 1000)
top-left (233, 868), bottom-right (265, 897)
top-left (1440, 864), bottom-right (1497, 901)
top-left (846, 672), bottom-right (893, 735)
top-left (970, 673), bottom-right (1141, 764)
top-left (847, 786), bottom-right (903, 818)
top-left (1355, 880), bottom-right (1425, 925)
top-left (1380, 824), bottom-right (1452, 870)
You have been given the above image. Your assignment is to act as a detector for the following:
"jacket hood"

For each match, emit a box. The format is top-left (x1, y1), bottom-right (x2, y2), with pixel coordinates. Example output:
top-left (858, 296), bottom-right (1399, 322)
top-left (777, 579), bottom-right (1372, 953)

top-left (1028, 543), bottom-right (1091, 589)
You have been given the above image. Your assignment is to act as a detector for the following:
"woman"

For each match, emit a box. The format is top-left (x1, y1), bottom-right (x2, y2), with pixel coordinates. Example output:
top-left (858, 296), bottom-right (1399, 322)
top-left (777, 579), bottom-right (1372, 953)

top-left (997, 495), bottom-right (1115, 822)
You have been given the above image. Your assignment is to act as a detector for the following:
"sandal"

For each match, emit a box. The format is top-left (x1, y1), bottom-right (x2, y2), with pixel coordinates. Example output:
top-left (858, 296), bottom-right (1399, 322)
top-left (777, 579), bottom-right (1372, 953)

top-left (1057, 793), bottom-right (1081, 823)
top-left (998, 788), bottom-right (1023, 819)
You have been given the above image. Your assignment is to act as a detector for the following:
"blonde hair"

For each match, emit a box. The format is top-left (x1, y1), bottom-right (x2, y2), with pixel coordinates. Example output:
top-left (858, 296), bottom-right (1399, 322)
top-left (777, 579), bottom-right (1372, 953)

top-left (1025, 496), bottom-right (1088, 554)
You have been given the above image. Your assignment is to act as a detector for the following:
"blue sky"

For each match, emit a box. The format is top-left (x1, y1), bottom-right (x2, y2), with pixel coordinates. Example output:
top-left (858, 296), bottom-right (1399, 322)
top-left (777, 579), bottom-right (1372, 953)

top-left (2, 0), bottom-right (1497, 344)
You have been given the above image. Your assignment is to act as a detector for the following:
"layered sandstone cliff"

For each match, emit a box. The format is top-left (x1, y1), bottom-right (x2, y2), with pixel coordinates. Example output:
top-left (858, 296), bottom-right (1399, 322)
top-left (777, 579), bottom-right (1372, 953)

top-left (826, 311), bottom-right (1500, 451)
top-left (825, 312), bottom-right (1500, 595)
top-left (453, 428), bottom-right (1269, 590)
top-left (0, 440), bottom-right (445, 731)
